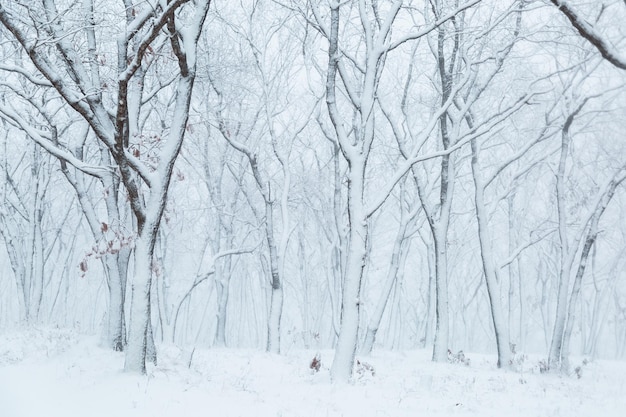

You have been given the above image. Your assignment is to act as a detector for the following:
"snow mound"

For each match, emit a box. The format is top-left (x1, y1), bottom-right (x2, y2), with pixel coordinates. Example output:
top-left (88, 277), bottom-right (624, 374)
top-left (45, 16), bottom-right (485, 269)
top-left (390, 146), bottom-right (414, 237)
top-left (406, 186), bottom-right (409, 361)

top-left (0, 327), bottom-right (78, 365)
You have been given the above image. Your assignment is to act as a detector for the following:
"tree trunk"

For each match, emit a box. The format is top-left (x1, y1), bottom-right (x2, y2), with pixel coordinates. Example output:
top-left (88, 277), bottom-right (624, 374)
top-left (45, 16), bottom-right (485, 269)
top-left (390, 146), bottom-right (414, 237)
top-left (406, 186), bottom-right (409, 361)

top-left (265, 199), bottom-right (283, 354)
top-left (331, 158), bottom-right (367, 383)
top-left (470, 138), bottom-right (512, 368)
top-left (432, 227), bottom-right (450, 362)
top-left (105, 255), bottom-right (126, 351)
top-left (124, 235), bottom-right (155, 373)
top-left (214, 255), bottom-right (231, 347)
top-left (424, 239), bottom-right (436, 348)
top-left (361, 217), bottom-right (407, 355)
top-left (558, 167), bottom-right (625, 371)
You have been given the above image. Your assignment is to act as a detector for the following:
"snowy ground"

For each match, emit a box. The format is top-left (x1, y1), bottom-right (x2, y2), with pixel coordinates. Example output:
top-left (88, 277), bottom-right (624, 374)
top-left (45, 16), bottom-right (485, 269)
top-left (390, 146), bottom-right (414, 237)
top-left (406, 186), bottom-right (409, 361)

top-left (0, 328), bottom-right (624, 417)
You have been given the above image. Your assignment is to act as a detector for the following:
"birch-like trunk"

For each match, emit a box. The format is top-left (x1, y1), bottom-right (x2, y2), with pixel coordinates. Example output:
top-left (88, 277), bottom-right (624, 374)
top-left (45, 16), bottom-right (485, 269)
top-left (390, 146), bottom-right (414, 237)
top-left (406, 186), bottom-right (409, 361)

top-left (470, 138), bottom-right (512, 368)
top-left (549, 103), bottom-right (582, 371)
top-left (549, 96), bottom-right (626, 371)
top-left (265, 198), bottom-right (283, 354)
top-left (424, 239), bottom-right (437, 348)
top-left (214, 253), bottom-right (232, 347)
top-left (431, 225), bottom-right (451, 362)
top-left (557, 168), bottom-right (625, 371)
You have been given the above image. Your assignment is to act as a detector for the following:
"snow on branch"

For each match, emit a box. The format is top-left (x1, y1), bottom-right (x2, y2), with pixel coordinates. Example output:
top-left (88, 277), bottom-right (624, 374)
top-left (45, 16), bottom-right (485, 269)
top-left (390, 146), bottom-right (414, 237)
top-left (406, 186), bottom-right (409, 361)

top-left (550, 0), bottom-right (626, 70)
top-left (172, 244), bottom-right (259, 340)
top-left (0, 65), bottom-right (52, 87)
top-left (385, 0), bottom-right (482, 52)
top-left (0, 104), bottom-right (112, 179)
top-left (118, 0), bottom-right (191, 83)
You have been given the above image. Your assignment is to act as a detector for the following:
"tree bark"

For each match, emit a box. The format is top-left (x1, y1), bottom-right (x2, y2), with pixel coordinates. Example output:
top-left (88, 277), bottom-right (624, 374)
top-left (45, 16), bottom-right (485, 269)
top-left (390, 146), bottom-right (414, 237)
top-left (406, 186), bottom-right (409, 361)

top-left (470, 137), bottom-right (512, 368)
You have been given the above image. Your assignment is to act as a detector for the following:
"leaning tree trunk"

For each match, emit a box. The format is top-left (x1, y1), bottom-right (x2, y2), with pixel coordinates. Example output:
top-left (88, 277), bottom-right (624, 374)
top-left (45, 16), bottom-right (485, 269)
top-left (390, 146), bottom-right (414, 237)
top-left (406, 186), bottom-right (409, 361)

top-left (470, 137), bottom-right (512, 369)
top-left (549, 100), bottom-right (588, 371)
top-left (559, 167), bottom-right (626, 372)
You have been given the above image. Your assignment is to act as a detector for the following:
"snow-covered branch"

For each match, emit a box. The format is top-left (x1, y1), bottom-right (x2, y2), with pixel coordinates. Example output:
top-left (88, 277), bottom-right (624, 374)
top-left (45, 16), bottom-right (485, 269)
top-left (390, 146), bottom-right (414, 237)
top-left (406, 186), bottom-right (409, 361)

top-left (0, 64), bottom-right (52, 87)
top-left (385, 0), bottom-right (482, 52)
top-left (0, 104), bottom-right (111, 179)
top-left (550, 0), bottom-right (626, 70)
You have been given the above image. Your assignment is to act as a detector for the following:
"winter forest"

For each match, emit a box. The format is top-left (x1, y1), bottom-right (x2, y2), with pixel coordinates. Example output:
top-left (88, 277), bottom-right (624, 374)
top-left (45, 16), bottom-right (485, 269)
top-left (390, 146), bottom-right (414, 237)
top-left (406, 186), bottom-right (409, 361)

top-left (0, 0), bottom-right (625, 415)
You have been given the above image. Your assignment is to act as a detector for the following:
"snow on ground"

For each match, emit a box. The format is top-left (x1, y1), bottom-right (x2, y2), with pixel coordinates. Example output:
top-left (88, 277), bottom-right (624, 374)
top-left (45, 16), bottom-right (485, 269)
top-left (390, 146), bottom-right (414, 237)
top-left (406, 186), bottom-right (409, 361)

top-left (0, 328), bottom-right (624, 417)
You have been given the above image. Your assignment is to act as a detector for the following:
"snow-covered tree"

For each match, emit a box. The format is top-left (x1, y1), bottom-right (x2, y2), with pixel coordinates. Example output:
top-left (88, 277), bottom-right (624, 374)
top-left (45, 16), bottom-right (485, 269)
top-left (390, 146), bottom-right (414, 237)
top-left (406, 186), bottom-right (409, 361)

top-left (0, 0), bottom-right (212, 373)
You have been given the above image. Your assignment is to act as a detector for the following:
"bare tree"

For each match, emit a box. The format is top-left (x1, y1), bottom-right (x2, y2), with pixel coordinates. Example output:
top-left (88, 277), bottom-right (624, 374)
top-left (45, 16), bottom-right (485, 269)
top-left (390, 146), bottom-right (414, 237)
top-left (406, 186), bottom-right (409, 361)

top-left (550, 0), bottom-right (626, 70)
top-left (0, 0), bottom-right (212, 373)
top-left (314, 0), bottom-right (482, 381)
top-left (0, 137), bottom-right (50, 322)
top-left (548, 88), bottom-right (626, 372)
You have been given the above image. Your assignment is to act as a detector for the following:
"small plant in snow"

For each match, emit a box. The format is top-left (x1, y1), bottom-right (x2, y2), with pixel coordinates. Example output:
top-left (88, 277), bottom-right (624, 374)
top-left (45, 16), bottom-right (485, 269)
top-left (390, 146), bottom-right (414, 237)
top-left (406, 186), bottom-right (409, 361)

top-left (355, 359), bottom-right (375, 379)
top-left (447, 349), bottom-right (470, 366)
top-left (510, 351), bottom-right (529, 372)
top-left (574, 366), bottom-right (583, 379)
top-left (309, 353), bottom-right (321, 373)
top-left (538, 359), bottom-right (549, 374)
top-left (572, 358), bottom-right (591, 379)
top-left (510, 349), bottom-right (530, 383)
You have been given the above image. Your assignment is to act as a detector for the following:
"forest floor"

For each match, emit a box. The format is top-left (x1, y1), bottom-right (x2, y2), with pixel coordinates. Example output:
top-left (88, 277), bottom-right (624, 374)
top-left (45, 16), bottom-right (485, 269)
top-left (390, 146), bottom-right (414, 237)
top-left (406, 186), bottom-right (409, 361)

top-left (0, 328), bottom-right (624, 417)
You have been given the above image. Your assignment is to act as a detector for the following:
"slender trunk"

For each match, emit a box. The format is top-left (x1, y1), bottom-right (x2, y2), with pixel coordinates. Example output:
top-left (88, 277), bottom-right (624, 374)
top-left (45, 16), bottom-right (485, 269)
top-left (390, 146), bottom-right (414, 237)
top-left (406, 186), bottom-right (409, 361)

top-left (470, 138), bottom-right (512, 368)
top-left (330, 141), bottom-right (343, 338)
top-left (214, 254), bottom-right (232, 347)
top-left (432, 18), bottom-right (456, 362)
top-left (30, 205), bottom-right (44, 321)
top-left (559, 168), bottom-right (625, 370)
top-left (266, 198), bottom-right (283, 354)
top-left (424, 239), bottom-right (436, 348)
top-left (507, 193), bottom-right (522, 350)
top-left (2, 224), bottom-right (29, 323)
top-left (549, 105), bottom-right (580, 370)
top-left (297, 227), bottom-right (311, 348)
top-left (432, 227), bottom-right (450, 362)
top-left (361, 219), bottom-right (407, 355)
top-left (560, 238), bottom-right (593, 373)
top-left (58, 144), bottom-right (129, 350)
top-left (431, 153), bottom-right (454, 362)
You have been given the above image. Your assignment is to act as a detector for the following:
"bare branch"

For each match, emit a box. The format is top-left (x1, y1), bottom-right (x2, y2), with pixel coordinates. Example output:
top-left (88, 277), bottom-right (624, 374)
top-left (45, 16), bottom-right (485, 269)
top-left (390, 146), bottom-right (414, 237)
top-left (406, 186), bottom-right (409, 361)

top-left (385, 0), bottom-right (482, 52)
top-left (0, 64), bottom-right (52, 87)
top-left (550, 0), bottom-right (626, 70)
top-left (0, 104), bottom-right (111, 178)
